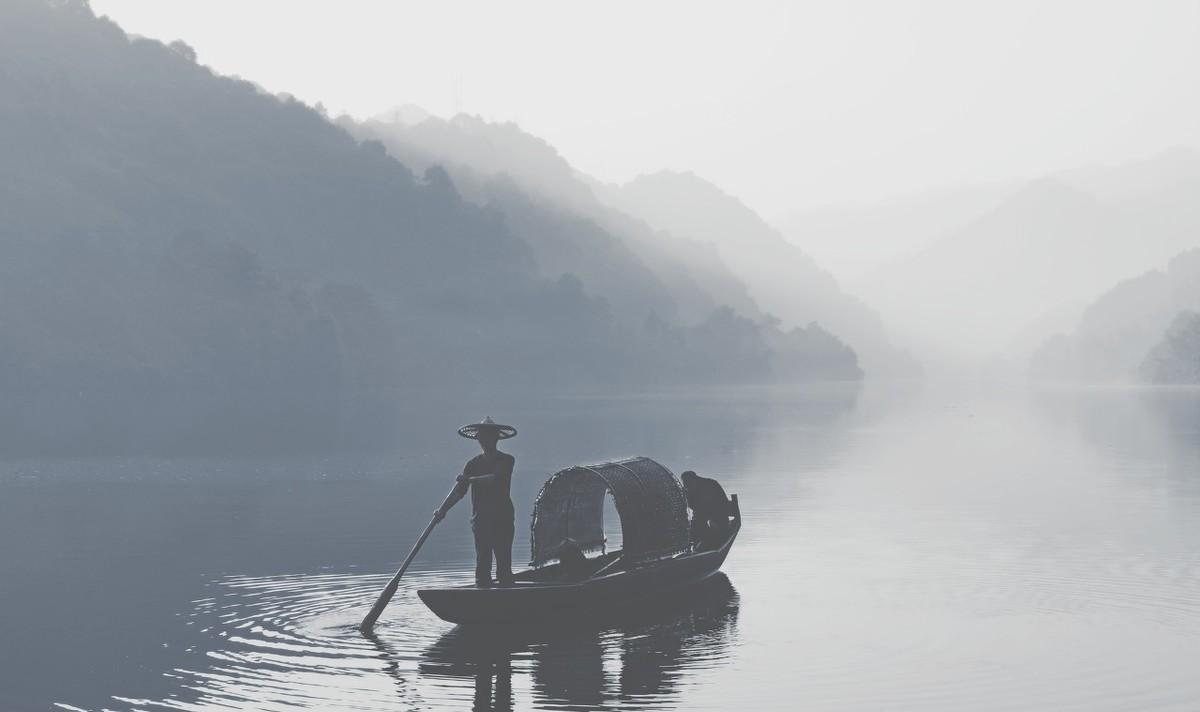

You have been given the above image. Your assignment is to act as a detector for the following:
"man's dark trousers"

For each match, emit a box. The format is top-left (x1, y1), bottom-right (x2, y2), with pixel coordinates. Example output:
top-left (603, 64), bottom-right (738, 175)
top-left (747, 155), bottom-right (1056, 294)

top-left (473, 517), bottom-right (515, 585)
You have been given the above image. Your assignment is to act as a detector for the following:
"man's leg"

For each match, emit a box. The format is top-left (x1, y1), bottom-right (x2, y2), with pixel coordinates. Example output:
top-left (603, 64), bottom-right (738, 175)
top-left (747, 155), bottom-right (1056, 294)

top-left (494, 519), bottom-right (515, 585)
top-left (473, 523), bottom-right (494, 586)
top-left (474, 662), bottom-right (493, 710)
top-left (495, 656), bottom-right (513, 711)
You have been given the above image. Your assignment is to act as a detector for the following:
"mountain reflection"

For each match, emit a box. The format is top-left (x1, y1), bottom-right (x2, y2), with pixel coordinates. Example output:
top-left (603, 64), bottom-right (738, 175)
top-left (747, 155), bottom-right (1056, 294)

top-left (1034, 386), bottom-right (1200, 500)
top-left (419, 574), bottom-right (740, 711)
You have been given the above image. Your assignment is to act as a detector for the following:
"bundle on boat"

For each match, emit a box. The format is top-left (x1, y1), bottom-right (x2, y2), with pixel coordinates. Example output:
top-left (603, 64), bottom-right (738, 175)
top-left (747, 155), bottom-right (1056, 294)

top-left (418, 456), bottom-right (741, 625)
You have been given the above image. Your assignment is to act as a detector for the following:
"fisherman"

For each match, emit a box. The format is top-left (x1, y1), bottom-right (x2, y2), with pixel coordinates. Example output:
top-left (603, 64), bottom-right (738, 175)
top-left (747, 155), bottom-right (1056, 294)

top-left (434, 417), bottom-right (518, 587)
top-left (551, 538), bottom-right (591, 582)
top-left (680, 470), bottom-right (733, 550)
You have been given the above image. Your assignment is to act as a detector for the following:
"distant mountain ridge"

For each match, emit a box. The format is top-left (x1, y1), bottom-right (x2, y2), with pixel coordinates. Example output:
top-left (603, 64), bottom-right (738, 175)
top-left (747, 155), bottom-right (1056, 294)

top-left (858, 147), bottom-right (1200, 360)
top-left (593, 170), bottom-right (915, 376)
top-left (0, 0), bottom-right (863, 454)
top-left (1031, 249), bottom-right (1200, 382)
top-left (344, 112), bottom-right (772, 323)
top-left (1056, 146), bottom-right (1200, 200)
top-left (774, 183), bottom-right (1017, 285)
top-left (1142, 311), bottom-right (1200, 384)
top-left (346, 109), bottom-right (896, 371)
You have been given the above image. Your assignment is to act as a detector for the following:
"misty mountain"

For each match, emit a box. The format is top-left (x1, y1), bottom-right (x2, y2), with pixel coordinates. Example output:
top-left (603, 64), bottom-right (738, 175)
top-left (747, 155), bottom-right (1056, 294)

top-left (1057, 146), bottom-right (1200, 200)
top-left (357, 110), bottom-right (596, 212)
top-left (0, 0), bottom-right (861, 454)
top-left (774, 182), bottom-right (1016, 285)
top-left (865, 148), bottom-right (1200, 360)
top-left (1141, 312), bottom-right (1200, 384)
top-left (1030, 249), bottom-right (1200, 382)
top-left (594, 171), bottom-right (915, 376)
top-left (348, 113), bottom-right (707, 323)
top-left (353, 110), bottom-right (897, 375)
top-left (344, 112), bottom-right (763, 324)
top-left (346, 111), bottom-right (864, 378)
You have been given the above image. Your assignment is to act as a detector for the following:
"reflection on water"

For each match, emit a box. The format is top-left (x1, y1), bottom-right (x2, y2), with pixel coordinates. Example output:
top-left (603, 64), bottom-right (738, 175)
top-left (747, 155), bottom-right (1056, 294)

top-left (101, 570), bottom-right (736, 711)
top-left (416, 575), bottom-right (738, 711)
top-left (4, 383), bottom-right (1200, 710)
top-left (1034, 385), bottom-right (1200, 511)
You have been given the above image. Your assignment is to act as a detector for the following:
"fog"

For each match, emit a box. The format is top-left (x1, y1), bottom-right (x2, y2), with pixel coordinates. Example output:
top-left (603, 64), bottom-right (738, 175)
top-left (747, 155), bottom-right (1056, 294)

top-left (6, 3), bottom-right (1200, 711)
top-left (92, 0), bottom-right (1200, 216)
top-left (0, 0), bottom-right (1196, 461)
top-left (1, 0), bottom-right (864, 455)
top-left (842, 149), bottom-right (1200, 364)
top-left (88, 0), bottom-right (1200, 375)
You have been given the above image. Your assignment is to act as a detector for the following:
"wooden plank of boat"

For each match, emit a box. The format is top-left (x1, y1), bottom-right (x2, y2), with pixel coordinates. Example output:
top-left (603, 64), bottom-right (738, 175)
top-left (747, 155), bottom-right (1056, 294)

top-left (418, 500), bottom-right (740, 625)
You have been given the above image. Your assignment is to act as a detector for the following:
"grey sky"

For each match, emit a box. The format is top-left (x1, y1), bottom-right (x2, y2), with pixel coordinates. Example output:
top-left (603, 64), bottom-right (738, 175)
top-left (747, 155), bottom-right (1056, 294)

top-left (92, 0), bottom-right (1200, 217)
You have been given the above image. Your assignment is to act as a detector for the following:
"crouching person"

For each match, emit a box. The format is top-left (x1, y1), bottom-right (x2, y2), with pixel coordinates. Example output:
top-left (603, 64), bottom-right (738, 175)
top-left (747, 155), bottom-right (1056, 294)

top-left (680, 470), bottom-right (733, 551)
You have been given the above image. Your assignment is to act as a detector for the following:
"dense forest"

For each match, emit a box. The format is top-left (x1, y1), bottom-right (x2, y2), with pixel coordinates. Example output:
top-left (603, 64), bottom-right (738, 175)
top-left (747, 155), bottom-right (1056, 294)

top-left (0, 0), bottom-right (862, 454)
top-left (1142, 311), bottom-right (1200, 384)
top-left (347, 111), bottom-right (911, 376)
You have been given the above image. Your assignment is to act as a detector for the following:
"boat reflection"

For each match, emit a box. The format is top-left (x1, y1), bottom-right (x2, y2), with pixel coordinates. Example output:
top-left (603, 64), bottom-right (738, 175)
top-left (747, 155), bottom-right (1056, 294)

top-left (418, 574), bottom-right (740, 711)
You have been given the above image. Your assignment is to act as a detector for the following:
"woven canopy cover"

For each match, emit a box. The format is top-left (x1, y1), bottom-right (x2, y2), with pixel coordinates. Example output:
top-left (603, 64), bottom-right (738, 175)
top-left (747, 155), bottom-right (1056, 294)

top-left (529, 456), bottom-right (690, 567)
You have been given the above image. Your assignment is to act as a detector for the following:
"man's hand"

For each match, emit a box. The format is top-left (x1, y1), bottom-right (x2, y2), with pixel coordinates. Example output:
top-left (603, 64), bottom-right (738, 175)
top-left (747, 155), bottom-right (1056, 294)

top-left (432, 508), bottom-right (446, 522)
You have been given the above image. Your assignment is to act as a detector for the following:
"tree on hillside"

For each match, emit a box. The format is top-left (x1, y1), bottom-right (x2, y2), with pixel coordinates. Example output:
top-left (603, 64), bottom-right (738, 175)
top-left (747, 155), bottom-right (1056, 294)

top-left (1141, 311), bottom-right (1200, 384)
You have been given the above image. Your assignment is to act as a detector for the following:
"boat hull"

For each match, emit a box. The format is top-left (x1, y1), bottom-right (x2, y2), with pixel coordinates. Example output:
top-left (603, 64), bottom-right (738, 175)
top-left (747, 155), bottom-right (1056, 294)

top-left (418, 505), bottom-right (740, 625)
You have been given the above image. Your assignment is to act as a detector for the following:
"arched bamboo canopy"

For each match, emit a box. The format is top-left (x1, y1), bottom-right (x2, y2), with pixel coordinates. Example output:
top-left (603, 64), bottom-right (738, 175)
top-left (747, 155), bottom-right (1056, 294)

top-left (529, 457), bottom-right (689, 567)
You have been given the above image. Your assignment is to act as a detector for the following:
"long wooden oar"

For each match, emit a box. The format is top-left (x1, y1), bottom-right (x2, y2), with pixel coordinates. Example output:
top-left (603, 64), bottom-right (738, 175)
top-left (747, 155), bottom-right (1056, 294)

top-left (359, 482), bottom-right (462, 634)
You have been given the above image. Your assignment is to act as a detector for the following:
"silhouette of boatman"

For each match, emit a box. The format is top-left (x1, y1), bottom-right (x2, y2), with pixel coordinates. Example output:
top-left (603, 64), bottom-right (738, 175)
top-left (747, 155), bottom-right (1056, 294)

top-left (680, 470), bottom-right (733, 550)
top-left (435, 417), bottom-right (518, 587)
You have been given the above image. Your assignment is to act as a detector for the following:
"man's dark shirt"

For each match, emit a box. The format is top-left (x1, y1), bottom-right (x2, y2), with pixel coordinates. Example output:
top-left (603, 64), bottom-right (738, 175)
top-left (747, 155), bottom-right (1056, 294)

top-left (685, 475), bottom-right (731, 521)
top-left (684, 474), bottom-right (732, 549)
top-left (462, 451), bottom-right (515, 524)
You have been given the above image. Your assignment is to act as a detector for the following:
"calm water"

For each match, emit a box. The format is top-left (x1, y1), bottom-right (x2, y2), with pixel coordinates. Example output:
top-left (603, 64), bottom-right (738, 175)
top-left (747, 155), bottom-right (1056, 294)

top-left (2, 383), bottom-right (1199, 711)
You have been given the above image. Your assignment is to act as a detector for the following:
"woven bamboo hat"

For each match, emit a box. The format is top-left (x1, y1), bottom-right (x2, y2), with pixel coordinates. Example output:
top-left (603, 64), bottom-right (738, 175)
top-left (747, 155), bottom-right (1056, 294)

top-left (458, 416), bottom-right (517, 440)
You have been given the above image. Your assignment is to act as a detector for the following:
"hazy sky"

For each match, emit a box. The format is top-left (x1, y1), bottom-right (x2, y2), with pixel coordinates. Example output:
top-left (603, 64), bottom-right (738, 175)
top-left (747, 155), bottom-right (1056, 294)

top-left (92, 0), bottom-right (1200, 217)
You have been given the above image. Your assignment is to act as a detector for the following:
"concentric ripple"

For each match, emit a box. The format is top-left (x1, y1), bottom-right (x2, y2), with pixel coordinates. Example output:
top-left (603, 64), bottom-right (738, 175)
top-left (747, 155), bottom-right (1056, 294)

top-left (95, 570), bottom-right (740, 712)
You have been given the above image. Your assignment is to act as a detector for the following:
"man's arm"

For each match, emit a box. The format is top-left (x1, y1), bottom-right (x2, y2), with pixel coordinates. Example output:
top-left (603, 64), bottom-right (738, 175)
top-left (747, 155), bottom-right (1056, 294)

top-left (434, 477), bottom-right (470, 521)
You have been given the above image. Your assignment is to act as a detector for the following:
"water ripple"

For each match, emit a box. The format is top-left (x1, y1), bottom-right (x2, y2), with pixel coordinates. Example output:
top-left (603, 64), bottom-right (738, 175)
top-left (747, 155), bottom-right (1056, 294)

top-left (103, 570), bottom-right (740, 711)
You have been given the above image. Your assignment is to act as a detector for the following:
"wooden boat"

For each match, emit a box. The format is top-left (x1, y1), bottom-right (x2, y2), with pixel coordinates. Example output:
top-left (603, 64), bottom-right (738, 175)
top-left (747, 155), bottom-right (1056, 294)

top-left (418, 457), bottom-right (740, 625)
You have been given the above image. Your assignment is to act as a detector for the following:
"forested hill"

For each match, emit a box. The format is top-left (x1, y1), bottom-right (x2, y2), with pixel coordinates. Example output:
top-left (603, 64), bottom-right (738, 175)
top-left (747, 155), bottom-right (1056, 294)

top-left (348, 112), bottom-right (909, 375)
top-left (1030, 249), bottom-right (1200, 383)
top-left (345, 111), bottom-right (764, 325)
top-left (0, 0), bottom-right (861, 455)
top-left (596, 171), bottom-right (916, 377)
